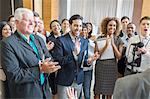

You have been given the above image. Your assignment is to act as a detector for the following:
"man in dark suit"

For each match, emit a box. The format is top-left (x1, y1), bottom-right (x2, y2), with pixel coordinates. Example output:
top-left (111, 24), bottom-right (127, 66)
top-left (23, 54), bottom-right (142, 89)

top-left (0, 8), bottom-right (60, 99)
top-left (52, 14), bottom-right (98, 99)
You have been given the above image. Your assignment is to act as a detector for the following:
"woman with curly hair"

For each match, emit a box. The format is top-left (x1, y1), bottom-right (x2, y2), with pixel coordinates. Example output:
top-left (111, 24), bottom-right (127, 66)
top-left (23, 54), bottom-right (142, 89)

top-left (94, 17), bottom-right (124, 99)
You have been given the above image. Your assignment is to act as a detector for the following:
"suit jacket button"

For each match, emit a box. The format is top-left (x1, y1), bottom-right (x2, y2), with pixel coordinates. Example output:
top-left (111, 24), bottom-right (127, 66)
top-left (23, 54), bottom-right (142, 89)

top-left (74, 70), bottom-right (77, 73)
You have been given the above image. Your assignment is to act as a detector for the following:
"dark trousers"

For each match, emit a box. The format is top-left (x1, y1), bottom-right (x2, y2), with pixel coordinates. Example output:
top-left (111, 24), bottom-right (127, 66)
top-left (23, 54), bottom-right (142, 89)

top-left (48, 73), bottom-right (57, 95)
top-left (79, 70), bottom-right (92, 99)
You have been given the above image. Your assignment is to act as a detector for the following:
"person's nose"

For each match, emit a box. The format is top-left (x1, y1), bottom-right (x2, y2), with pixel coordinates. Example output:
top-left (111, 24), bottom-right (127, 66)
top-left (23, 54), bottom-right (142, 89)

top-left (6, 29), bottom-right (11, 33)
top-left (29, 20), bottom-right (35, 25)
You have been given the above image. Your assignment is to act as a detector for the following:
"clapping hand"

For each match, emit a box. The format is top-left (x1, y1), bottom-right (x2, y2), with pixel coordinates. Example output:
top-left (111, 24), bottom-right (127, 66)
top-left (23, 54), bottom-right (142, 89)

top-left (109, 34), bottom-right (115, 45)
top-left (39, 58), bottom-right (61, 73)
top-left (46, 41), bottom-right (54, 51)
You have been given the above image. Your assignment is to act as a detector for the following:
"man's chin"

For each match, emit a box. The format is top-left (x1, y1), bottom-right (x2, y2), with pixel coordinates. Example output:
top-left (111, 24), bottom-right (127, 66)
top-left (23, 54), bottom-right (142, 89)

top-left (26, 31), bottom-right (33, 35)
top-left (28, 30), bottom-right (34, 33)
top-left (74, 32), bottom-right (80, 36)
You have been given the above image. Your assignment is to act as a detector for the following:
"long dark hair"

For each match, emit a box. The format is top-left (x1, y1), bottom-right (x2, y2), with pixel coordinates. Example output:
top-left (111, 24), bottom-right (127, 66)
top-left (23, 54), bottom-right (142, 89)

top-left (86, 22), bottom-right (93, 38)
top-left (0, 21), bottom-right (12, 40)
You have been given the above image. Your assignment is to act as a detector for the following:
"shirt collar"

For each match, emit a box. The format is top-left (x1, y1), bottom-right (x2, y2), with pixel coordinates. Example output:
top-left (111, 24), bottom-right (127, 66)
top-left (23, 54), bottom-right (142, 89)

top-left (140, 34), bottom-right (150, 40)
top-left (54, 34), bottom-right (59, 38)
top-left (69, 32), bottom-right (80, 42)
top-left (18, 31), bottom-right (34, 43)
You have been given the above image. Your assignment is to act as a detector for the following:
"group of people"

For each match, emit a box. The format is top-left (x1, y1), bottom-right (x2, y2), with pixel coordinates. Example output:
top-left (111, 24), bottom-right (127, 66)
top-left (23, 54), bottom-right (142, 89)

top-left (0, 7), bottom-right (150, 99)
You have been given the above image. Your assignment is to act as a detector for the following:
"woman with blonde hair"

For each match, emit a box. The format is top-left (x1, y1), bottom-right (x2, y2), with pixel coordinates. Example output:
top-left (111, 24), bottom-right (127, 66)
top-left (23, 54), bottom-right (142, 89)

top-left (94, 17), bottom-right (124, 99)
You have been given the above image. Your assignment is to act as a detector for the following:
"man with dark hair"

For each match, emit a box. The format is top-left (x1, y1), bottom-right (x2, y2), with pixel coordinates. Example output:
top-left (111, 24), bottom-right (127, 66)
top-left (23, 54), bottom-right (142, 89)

top-left (52, 14), bottom-right (98, 99)
top-left (33, 11), bottom-right (40, 34)
top-left (69, 14), bottom-right (83, 24)
top-left (7, 15), bottom-right (16, 33)
top-left (118, 16), bottom-right (130, 76)
top-left (119, 16), bottom-right (130, 37)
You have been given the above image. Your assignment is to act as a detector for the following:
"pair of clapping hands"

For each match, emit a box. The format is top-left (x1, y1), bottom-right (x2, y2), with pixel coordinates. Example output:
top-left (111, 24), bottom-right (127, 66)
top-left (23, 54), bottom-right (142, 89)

top-left (105, 34), bottom-right (115, 46)
top-left (39, 57), bottom-right (61, 73)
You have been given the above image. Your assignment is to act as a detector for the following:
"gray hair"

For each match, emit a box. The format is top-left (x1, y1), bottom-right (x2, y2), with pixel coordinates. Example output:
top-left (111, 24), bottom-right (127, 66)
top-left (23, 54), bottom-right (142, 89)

top-left (14, 8), bottom-right (33, 21)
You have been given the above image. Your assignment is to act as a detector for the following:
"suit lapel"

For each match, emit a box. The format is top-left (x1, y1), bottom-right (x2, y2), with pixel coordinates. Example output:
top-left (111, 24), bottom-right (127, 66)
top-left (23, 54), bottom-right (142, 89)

top-left (33, 36), bottom-right (43, 60)
top-left (79, 38), bottom-right (83, 53)
top-left (66, 34), bottom-right (75, 51)
top-left (15, 32), bottom-right (39, 57)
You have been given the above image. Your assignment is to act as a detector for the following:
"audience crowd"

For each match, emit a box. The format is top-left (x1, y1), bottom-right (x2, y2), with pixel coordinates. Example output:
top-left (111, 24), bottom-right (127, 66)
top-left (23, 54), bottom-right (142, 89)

top-left (0, 7), bottom-right (150, 99)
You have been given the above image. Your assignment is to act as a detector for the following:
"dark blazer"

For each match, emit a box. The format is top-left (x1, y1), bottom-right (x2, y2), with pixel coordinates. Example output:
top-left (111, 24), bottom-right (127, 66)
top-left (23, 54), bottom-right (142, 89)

top-left (46, 32), bottom-right (57, 43)
top-left (1, 31), bottom-right (51, 99)
top-left (46, 32), bottom-right (58, 57)
top-left (46, 32), bottom-right (58, 95)
top-left (53, 33), bottom-right (88, 86)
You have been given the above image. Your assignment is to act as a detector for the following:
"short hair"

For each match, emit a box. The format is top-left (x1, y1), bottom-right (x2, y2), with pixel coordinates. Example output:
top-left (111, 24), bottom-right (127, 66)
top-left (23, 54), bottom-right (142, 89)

top-left (7, 15), bottom-right (14, 22)
top-left (61, 18), bottom-right (69, 24)
top-left (101, 17), bottom-right (121, 37)
top-left (82, 23), bottom-right (87, 29)
top-left (49, 20), bottom-right (61, 29)
top-left (121, 16), bottom-right (130, 22)
top-left (140, 16), bottom-right (150, 23)
top-left (33, 11), bottom-right (40, 17)
top-left (14, 8), bottom-right (33, 21)
top-left (127, 22), bottom-right (136, 27)
top-left (69, 14), bottom-right (83, 24)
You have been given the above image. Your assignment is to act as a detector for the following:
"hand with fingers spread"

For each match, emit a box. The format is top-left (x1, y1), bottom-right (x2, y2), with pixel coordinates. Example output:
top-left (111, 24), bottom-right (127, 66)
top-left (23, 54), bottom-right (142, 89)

top-left (66, 87), bottom-right (77, 99)
top-left (39, 59), bottom-right (61, 73)
top-left (46, 41), bottom-right (54, 51)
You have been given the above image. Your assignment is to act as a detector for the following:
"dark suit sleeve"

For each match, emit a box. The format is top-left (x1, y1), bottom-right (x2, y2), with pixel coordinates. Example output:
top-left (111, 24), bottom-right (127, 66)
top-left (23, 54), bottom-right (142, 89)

top-left (52, 38), bottom-right (74, 66)
top-left (1, 41), bottom-right (40, 84)
top-left (35, 35), bottom-right (51, 59)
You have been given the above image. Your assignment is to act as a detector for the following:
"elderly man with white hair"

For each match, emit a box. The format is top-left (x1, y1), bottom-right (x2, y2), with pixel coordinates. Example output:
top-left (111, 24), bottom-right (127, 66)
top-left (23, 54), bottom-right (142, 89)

top-left (1, 8), bottom-right (61, 99)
